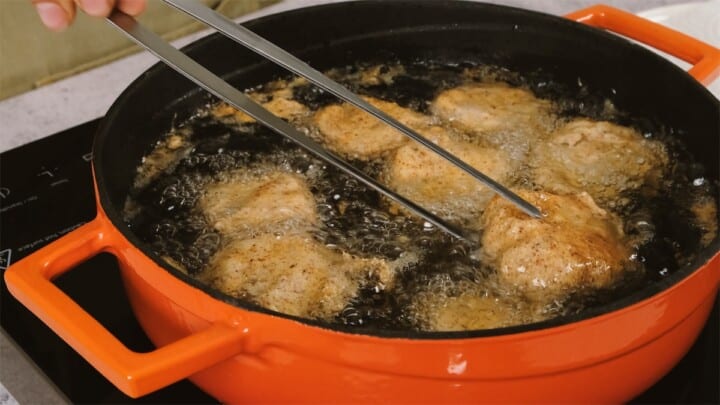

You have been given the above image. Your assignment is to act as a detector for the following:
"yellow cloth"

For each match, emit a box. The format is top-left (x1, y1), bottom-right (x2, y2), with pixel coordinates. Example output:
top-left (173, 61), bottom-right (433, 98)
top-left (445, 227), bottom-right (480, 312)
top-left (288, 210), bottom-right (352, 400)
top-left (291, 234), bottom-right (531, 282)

top-left (0, 0), bottom-right (276, 100)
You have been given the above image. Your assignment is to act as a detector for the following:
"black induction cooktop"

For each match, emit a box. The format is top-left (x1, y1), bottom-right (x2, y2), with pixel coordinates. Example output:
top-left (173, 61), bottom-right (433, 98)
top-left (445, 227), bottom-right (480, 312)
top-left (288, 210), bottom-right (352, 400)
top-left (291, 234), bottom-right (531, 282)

top-left (0, 120), bottom-right (718, 403)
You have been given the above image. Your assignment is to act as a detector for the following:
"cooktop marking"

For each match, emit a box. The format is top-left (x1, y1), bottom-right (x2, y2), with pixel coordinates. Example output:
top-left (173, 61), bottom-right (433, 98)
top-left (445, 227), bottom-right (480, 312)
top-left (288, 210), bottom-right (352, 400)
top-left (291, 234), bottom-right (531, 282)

top-left (0, 249), bottom-right (12, 270)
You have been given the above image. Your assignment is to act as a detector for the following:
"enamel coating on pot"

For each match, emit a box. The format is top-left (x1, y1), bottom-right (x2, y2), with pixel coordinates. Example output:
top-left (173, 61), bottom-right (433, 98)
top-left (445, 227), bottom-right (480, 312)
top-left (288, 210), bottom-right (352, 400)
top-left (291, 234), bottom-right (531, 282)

top-left (120, 220), bottom-right (718, 402)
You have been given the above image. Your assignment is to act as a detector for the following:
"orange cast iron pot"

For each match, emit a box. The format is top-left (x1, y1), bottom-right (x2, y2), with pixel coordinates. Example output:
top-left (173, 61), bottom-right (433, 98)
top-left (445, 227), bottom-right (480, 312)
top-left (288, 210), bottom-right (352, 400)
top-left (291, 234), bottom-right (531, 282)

top-left (5, 2), bottom-right (720, 403)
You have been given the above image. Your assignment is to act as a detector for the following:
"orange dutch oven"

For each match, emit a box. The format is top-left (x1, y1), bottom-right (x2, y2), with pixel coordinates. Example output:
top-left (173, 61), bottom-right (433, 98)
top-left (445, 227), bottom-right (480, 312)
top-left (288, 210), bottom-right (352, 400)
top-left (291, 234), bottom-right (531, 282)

top-left (5, 2), bottom-right (720, 403)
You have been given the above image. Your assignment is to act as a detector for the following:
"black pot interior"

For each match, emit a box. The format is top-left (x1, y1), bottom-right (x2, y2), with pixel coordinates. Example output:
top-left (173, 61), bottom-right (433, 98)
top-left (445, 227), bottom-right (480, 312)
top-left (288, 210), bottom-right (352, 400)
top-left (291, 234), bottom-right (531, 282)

top-left (94, 0), bottom-right (720, 338)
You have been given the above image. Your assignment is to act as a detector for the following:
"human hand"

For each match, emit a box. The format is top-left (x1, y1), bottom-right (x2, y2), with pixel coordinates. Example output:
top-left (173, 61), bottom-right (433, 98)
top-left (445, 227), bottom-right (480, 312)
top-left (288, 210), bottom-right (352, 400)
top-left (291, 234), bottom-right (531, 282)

top-left (32, 0), bottom-right (146, 31)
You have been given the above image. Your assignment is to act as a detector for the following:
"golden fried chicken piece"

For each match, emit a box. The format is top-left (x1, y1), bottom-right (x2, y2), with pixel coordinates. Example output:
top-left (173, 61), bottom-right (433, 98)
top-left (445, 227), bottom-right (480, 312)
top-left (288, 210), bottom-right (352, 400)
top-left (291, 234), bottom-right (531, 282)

top-left (199, 169), bottom-right (398, 319)
top-left (200, 233), bottom-right (393, 319)
top-left (199, 171), bottom-right (318, 236)
top-left (531, 119), bottom-right (668, 206)
top-left (431, 82), bottom-right (554, 158)
top-left (480, 190), bottom-right (635, 303)
top-left (411, 288), bottom-right (518, 331)
top-left (211, 88), bottom-right (308, 124)
top-left (384, 127), bottom-right (514, 220)
top-left (313, 97), bottom-right (429, 160)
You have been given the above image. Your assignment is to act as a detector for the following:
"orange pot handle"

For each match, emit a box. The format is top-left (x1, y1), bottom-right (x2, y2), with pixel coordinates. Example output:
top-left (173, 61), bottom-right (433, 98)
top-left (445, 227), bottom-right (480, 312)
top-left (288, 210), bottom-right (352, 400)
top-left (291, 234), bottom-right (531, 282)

top-left (3, 217), bottom-right (246, 398)
top-left (566, 5), bottom-right (720, 85)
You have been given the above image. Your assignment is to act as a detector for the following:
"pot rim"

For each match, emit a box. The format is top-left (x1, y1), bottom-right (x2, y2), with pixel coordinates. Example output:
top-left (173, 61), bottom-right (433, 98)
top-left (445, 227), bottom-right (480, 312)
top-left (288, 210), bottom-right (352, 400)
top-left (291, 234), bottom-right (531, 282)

top-left (93, 0), bottom-right (720, 340)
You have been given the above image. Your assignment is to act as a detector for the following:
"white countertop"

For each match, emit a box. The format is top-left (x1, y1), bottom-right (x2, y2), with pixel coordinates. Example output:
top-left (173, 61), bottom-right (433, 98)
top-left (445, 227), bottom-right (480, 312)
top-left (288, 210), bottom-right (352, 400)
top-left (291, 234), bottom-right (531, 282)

top-left (0, 0), bottom-right (715, 404)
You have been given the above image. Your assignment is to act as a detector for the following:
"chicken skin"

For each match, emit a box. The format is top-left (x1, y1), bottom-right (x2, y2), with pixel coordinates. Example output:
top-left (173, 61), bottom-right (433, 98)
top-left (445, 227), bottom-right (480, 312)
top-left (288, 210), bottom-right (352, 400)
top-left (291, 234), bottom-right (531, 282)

top-left (385, 127), bottom-right (514, 220)
top-left (411, 286), bottom-right (520, 331)
top-left (530, 119), bottom-right (668, 206)
top-left (211, 88), bottom-right (309, 124)
top-left (431, 82), bottom-right (554, 158)
top-left (313, 97), bottom-right (429, 160)
top-left (199, 170), bottom-right (395, 320)
top-left (480, 190), bottom-right (635, 302)
top-left (200, 171), bottom-right (319, 237)
top-left (200, 232), bottom-right (393, 319)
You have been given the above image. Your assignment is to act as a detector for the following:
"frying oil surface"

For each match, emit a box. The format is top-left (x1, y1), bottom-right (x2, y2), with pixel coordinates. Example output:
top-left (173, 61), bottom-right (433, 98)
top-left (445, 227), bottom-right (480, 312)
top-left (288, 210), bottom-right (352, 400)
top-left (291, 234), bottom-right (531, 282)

top-left (125, 62), bottom-right (718, 332)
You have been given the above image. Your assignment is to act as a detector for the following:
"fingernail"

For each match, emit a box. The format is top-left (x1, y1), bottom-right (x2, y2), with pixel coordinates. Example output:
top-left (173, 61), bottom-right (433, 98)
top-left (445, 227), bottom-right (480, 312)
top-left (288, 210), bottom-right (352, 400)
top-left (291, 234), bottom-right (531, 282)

top-left (35, 2), bottom-right (69, 31)
top-left (118, 0), bottom-right (146, 16)
top-left (80, 0), bottom-right (111, 16)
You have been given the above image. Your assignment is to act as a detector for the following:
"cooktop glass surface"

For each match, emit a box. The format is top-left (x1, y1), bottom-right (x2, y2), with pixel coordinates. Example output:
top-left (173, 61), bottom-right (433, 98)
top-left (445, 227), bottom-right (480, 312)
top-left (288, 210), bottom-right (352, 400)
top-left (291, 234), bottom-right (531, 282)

top-left (0, 120), bottom-right (717, 403)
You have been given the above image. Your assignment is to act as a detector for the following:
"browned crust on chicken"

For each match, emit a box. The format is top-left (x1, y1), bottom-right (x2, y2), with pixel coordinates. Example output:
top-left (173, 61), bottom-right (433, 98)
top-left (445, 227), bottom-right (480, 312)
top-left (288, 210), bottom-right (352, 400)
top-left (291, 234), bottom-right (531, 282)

top-left (431, 82), bottom-right (554, 159)
top-left (200, 233), bottom-right (393, 319)
top-left (313, 97), bottom-right (429, 160)
top-left (211, 89), bottom-right (309, 124)
top-left (411, 289), bottom-right (517, 332)
top-left (481, 190), bottom-right (635, 302)
top-left (199, 171), bottom-right (319, 237)
top-left (384, 127), bottom-right (514, 220)
top-left (530, 119), bottom-right (668, 206)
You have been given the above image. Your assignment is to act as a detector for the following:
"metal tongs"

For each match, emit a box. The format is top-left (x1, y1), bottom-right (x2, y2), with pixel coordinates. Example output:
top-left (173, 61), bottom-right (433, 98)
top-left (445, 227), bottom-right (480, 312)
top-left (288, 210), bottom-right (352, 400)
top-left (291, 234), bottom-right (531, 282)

top-left (107, 0), bottom-right (542, 242)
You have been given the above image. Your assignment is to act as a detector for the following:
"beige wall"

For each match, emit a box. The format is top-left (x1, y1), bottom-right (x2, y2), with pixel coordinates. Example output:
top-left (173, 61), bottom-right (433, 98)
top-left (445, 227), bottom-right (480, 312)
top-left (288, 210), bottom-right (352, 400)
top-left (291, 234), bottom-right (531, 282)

top-left (0, 0), bottom-right (276, 100)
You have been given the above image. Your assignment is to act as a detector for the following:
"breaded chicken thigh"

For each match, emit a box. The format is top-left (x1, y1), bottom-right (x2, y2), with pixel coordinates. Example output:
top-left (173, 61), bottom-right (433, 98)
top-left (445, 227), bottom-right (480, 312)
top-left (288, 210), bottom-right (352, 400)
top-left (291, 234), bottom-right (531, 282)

top-left (385, 127), bottom-right (514, 220)
top-left (531, 119), bottom-right (668, 206)
top-left (431, 82), bottom-right (554, 158)
top-left (200, 171), bottom-right (318, 236)
top-left (411, 288), bottom-right (519, 332)
top-left (200, 232), bottom-right (393, 319)
top-left (313, 97), bottom-right (429, 160)
top-left (199, 170), bottom-right (396, 320)
top-left (211, 88), bottom-right (309, 124)
top-left (481, 190), bottom-right (635, 302)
